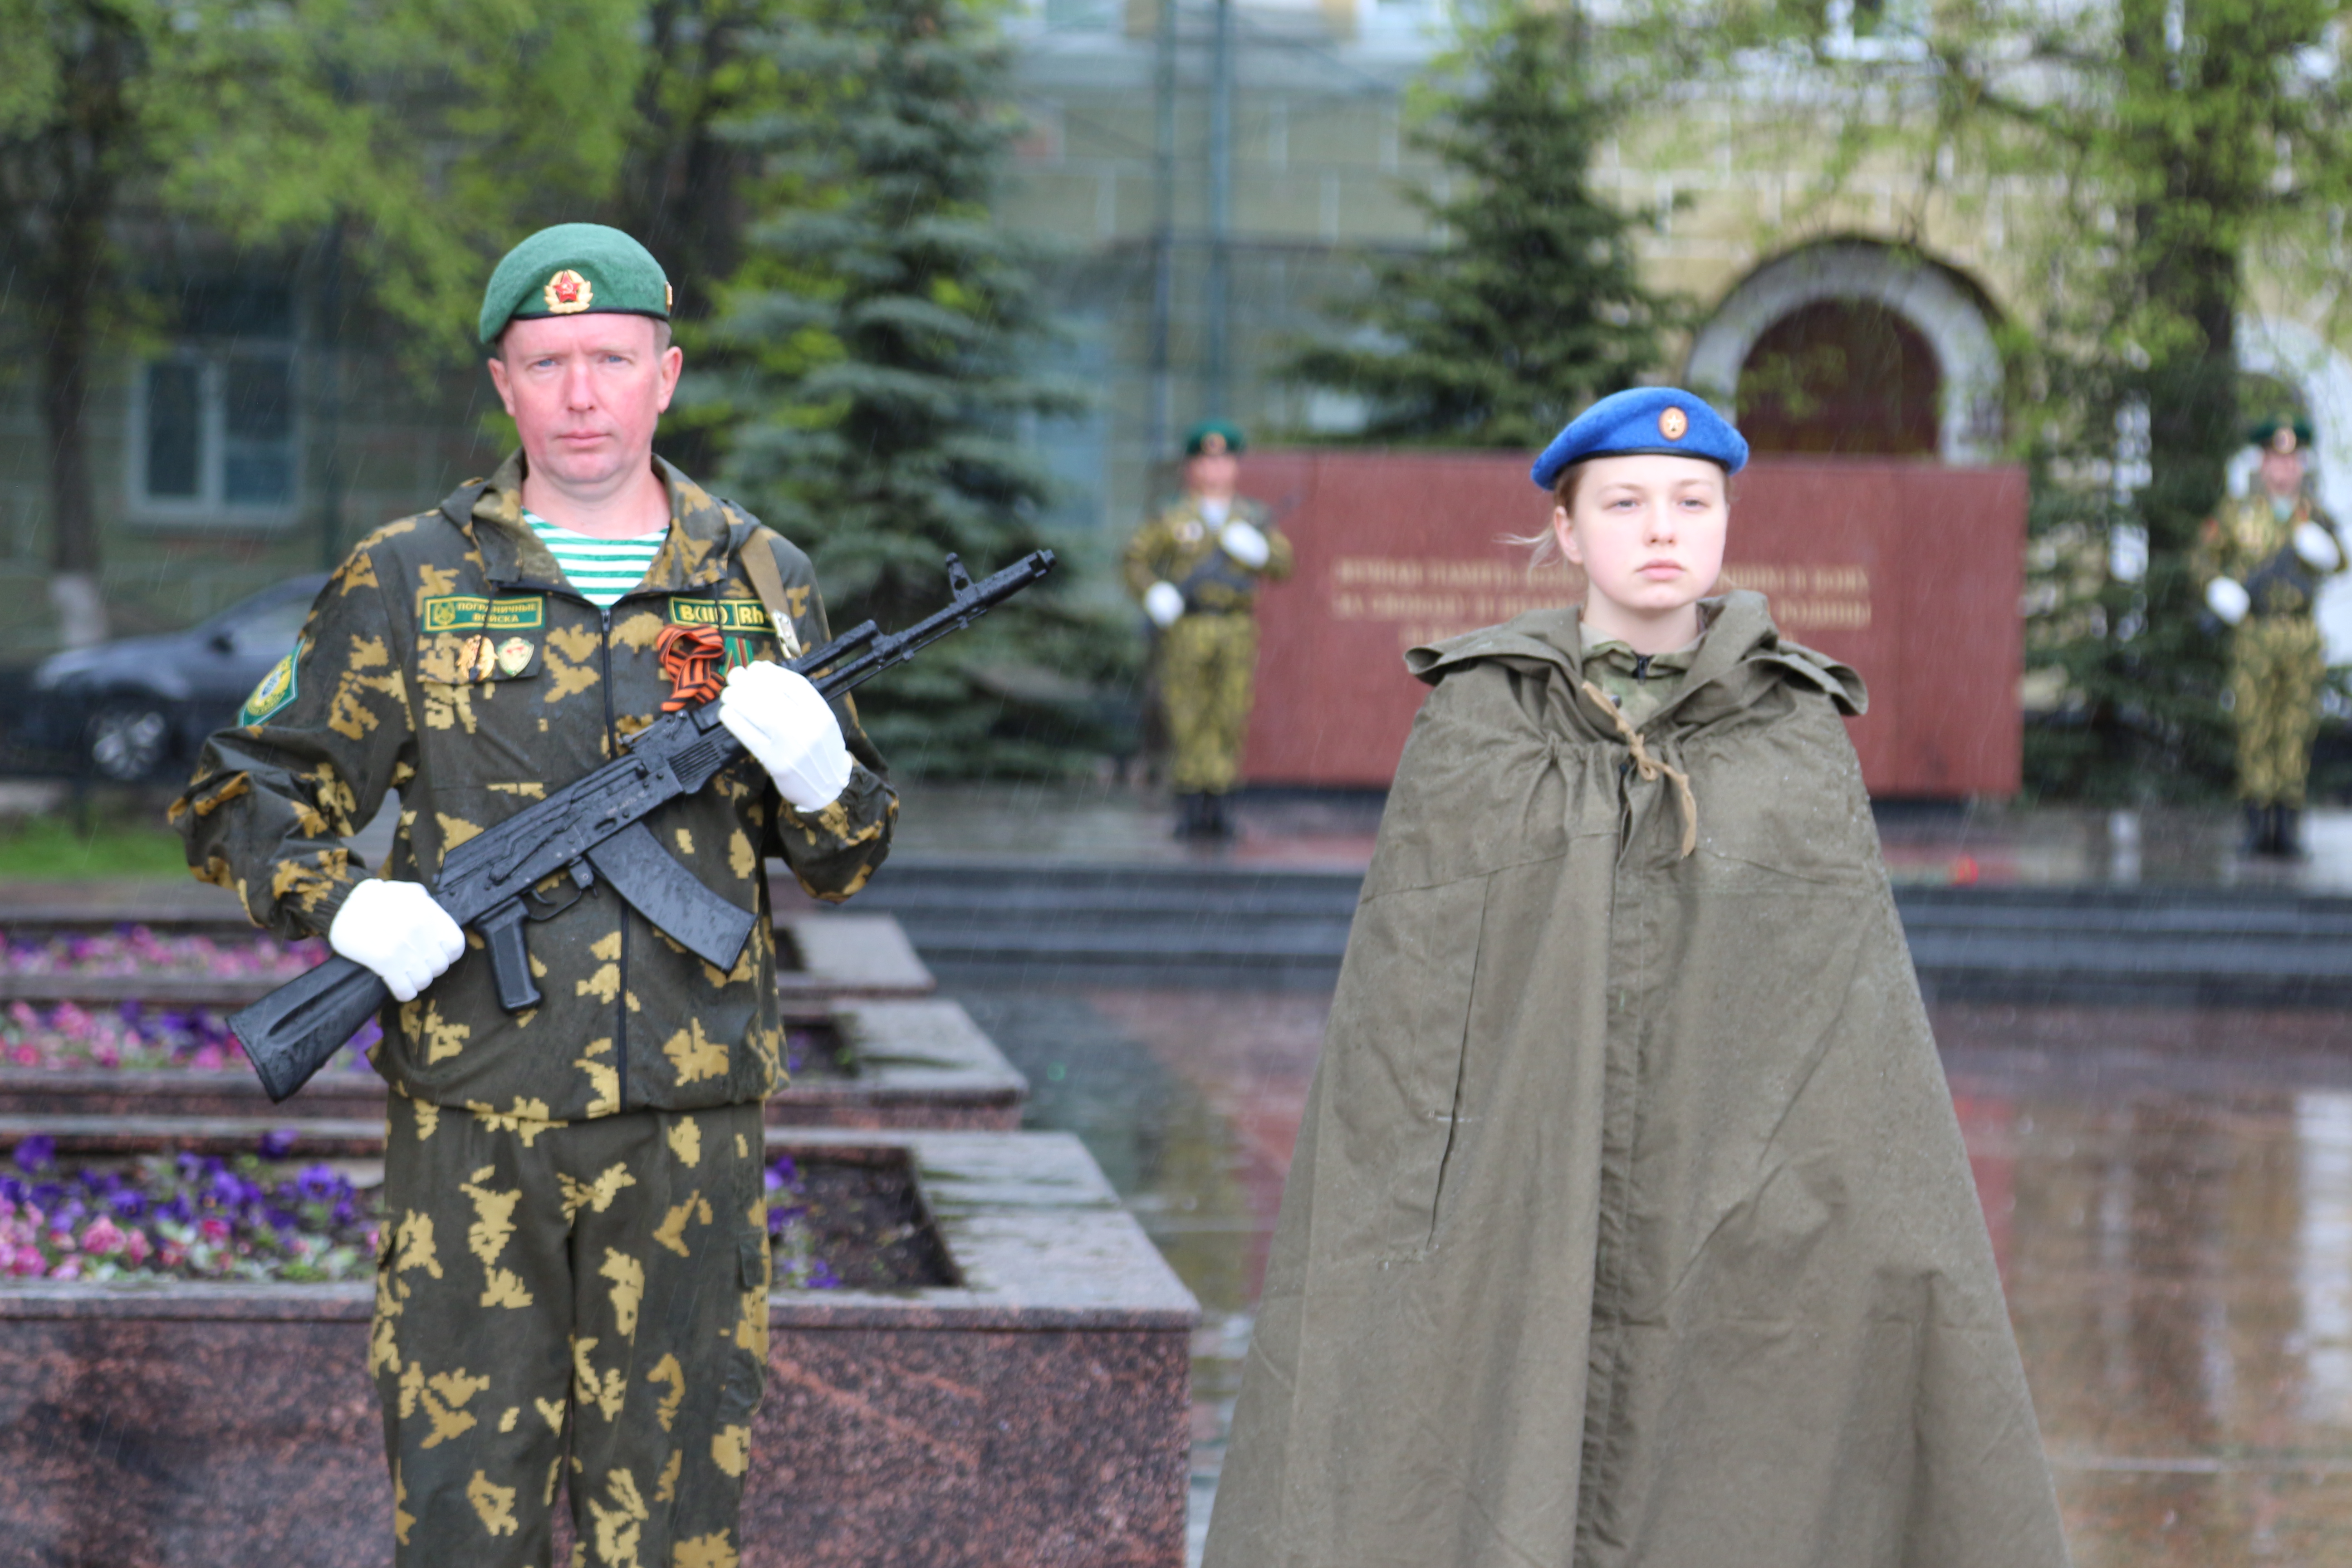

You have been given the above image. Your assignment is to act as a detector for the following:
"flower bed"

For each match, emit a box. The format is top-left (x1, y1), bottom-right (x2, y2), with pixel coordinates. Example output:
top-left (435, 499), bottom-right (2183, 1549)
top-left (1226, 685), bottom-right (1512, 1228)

top-left (0, 999), bottom-right (1024, 1129)
top-left (0, 1126), bottom-right (1194, 1568)
top-left (0, 998), bottom-right (380, 1073)
top-left (0, 1132), bottom-right (374, 1284)
top-left (0, 1129), bottom-right (945, 1291)
top-left (2, 926), bottom-right (322, 980)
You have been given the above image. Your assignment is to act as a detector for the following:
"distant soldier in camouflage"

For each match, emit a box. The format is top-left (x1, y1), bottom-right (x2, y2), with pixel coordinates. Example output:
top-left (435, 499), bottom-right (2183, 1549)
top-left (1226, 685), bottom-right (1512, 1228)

top-left (172, 224), bottom-right (895, 1567)
top-left (2197, 414), bottom-right (2346, 856)
top-left (1124, 421), bottom-right (1294, 839)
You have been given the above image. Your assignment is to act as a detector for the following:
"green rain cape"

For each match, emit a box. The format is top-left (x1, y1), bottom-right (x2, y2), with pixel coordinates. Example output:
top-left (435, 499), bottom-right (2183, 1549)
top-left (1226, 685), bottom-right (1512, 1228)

top-left (1204, 593), bottom-right (2069, 1568)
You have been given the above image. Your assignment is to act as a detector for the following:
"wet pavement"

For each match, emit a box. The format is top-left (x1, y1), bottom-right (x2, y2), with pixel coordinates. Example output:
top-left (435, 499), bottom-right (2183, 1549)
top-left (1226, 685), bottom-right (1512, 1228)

top-left (959, 981), bottom-right (2352, 1567)
top-left (887, 778), bottom-right (2352, 893)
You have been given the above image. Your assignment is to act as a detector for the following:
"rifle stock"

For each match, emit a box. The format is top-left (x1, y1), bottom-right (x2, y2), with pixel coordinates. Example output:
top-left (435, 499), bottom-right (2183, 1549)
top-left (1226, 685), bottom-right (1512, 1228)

top-left (237, 956), bottom-right (391, 1102)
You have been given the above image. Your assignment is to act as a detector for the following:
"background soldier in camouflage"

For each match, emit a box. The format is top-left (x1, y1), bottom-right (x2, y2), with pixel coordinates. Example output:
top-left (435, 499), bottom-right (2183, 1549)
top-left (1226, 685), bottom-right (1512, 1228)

top-left (1124, 421), bottom-right (1294, 839)
top-left (2196, 415), bottom-right (2347, 857)
top-left (173, 224), bottom-right (893, 1567)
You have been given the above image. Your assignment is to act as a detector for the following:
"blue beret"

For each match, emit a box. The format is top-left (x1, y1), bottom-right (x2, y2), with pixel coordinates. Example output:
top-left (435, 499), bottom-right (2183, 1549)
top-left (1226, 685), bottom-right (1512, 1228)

top-left (1530, 387), bottom-right (1748, 490)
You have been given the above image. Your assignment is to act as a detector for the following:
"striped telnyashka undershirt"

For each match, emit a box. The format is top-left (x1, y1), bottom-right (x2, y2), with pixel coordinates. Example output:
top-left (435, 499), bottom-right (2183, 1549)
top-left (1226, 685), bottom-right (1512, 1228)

top-left (522, 510), bottom-right (666, 609)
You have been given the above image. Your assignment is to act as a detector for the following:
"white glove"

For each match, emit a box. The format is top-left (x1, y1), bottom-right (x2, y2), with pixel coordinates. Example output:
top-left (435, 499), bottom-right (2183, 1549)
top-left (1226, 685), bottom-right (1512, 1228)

top-left (1220, 521), bottom-right (1271, 569)
top-left (719, 661), bottom-right (852, 813)
top-left (1143, 581), bottom-right (1185, 629)
top-left (2296, 520), bottom-right (2342, 571)
top-left (2207, 576), bottom-right (2252, 626)
top-left (330, 879), bottom-right (465, 1004)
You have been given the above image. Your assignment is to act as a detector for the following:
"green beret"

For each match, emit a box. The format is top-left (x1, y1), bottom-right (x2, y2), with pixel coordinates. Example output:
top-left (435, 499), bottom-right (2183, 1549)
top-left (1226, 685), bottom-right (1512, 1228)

top-left (479, 223), bottom-right (672, 345)
top-left (1184, 420), bottom-right (1246, 458)
top-left (2249, 414), bottom-right (2317, 456)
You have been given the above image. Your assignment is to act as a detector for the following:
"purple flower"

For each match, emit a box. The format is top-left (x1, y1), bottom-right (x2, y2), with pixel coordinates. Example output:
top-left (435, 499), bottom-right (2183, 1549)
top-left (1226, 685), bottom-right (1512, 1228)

top-left (12, 1136), bottom-right (55, 1173)
top-left (108, 1189), bottom-right (145, 1220)
top-left (807, 1259), bottom-right (842, 1290)
top-left (296, 1165), bottom-right (343, 1203)
top-left (257, 1129), bottom-right (299, 1161)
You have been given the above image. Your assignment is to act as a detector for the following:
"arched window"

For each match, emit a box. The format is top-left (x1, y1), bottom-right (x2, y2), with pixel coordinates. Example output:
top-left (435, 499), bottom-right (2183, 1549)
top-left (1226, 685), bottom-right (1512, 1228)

top-left (1736, 299), bottom-right (1941, 457)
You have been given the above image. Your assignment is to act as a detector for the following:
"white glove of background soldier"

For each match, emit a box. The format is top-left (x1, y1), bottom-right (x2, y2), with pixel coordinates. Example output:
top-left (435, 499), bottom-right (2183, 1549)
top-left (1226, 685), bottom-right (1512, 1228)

top-left (2296, 520), bottom-right (2342, 571)
top-left (2207, 576), bottom-right (2252, 626)
top-left (1143, 581), bottom-right (1185, 629)
top-left (329, 879), bottom-right (465, 1003)
top-left (719, 661), bottom-right (853, 812)
top-left (1220, 521), bottom-right (1271, 569)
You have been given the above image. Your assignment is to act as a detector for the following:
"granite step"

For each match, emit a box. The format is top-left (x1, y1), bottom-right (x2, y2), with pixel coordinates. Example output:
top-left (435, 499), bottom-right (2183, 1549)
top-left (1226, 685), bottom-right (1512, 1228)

top-left (836, 856), bottom-right (2352, 1003)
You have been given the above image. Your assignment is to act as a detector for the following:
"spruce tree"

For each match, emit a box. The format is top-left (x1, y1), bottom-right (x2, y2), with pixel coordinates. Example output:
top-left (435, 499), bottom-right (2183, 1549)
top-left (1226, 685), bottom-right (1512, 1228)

top-left (1287, 4), bottom-right (1669, 448)
top-left (706, 0), bottom-right (1095, 774)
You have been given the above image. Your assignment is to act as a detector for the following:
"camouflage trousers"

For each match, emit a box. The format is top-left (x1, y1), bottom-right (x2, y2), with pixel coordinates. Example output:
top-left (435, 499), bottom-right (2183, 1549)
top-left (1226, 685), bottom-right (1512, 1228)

top-left (1160, 613), bottom-right (1259, 795)
top-left (372, 1094), bottom-right (770, 1568)
top-left (2230, 614), bottom-right (2327, 806)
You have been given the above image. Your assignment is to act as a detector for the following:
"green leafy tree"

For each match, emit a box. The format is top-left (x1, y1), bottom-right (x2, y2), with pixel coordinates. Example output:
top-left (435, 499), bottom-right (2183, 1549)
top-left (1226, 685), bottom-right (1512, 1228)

top-left (0, 0), bottom-right (643, 645)
top-left (707, 0), bottom-right (1098, 774)
top-left (1286, 2), bottom-right (1671, 449)
top-left (1618, 0), bottom-right (2352, 798)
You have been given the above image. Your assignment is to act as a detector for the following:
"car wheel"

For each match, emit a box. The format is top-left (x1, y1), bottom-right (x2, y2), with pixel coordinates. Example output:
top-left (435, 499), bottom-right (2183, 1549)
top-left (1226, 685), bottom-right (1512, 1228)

top-left (86, 702), bottom-right (174, 783)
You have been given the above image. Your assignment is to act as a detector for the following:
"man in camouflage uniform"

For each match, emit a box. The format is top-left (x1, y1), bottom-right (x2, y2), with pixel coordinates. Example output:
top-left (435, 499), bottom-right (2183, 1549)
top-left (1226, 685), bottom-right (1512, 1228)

top-left (1123, 421), bottom-right (1294, 839)
top-left (172, 225), bottom-right (895, 1567)
top-left (2197, 415), bottom-right (2346, 857)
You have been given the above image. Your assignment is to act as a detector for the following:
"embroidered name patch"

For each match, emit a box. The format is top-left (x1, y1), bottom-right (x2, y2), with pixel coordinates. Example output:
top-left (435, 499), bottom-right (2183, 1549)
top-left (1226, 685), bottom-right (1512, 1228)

top-left (240, 650), bottom-right (299, 725)
top-left (421, 595), bottom-right (546, 634)
top-left (667, 598), bottom-right (774, 633)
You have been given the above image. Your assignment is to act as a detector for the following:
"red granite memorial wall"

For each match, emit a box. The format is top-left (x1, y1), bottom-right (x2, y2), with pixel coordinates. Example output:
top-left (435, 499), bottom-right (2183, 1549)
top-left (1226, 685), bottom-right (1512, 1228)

top-left (1236, 451), bottom-right (2025, 798)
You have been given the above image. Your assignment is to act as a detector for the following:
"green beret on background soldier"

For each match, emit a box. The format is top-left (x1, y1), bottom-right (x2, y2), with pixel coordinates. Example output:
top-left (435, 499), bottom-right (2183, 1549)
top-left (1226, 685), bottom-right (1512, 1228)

top-left (1123, 421), bottom-right (1294, 840)
top-left (172, 221), bottom-right (897, 1566)
top-left (2195, 414), bottom-right (2346, 857)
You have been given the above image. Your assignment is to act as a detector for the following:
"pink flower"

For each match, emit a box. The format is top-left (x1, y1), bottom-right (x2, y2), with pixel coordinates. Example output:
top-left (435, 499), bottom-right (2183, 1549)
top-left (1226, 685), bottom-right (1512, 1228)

top-left (199, 1217), bottom-right (231, 1245)
top-left (158, 1240), bottom-right (187, 1268)
top-left (49, 1258), bottom-right (80, 1280)
top-left (52, 1002), bottom-right (90, 1039)
top-left (7, 1245), bottom-right (43, 1277)
top-left (10, 1044), bottom-right (37, 1067)
top-left (121, 1229), bottom-right (151, 1265)
top-left (91, 1042), bottom-right (119, 1068)
top-left (80, 1217), bottom-right (124, 1256)
top-left (8, 1002), bottom-right (36, 1028)
top-left (191, 1046), bottom-right (226, 1072)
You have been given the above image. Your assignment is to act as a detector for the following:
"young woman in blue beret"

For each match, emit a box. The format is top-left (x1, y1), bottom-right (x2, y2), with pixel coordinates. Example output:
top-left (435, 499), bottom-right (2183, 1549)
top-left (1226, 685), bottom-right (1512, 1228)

top-left (1204, 389), bottom-right (2069, 1568)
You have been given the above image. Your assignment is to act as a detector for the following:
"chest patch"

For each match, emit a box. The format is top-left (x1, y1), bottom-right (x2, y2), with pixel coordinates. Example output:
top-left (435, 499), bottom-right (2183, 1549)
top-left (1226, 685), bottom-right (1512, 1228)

top-left (667, 597), bottom-right (774, 634)
top-left (421, 595), bottom-right (546, 635)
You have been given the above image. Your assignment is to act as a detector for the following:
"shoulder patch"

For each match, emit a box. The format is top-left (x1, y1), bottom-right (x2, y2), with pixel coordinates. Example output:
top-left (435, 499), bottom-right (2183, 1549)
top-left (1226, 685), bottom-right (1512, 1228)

top-left (240, 649), bottom-right (300, 726)
top-left (422, 595), bottom-right (546, 634)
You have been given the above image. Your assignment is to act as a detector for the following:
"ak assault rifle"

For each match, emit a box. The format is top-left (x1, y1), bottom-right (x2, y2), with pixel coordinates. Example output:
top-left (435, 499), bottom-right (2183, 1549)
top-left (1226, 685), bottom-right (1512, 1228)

top-left (230, 550), bottom-right (1056, 1102)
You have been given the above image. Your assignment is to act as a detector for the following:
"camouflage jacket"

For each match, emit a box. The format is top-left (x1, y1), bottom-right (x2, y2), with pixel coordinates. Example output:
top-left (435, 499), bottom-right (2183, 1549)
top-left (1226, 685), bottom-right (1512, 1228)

top-left (2196, 491), bottom-right (2347, 619)
top-left (1122, 495), bottom-right (1294, 614)
top-left (172, 452), bottom-right (897, 1122)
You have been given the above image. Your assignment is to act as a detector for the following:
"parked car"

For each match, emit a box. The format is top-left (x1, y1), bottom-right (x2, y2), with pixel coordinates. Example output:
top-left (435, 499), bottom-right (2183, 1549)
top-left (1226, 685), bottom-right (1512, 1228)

top-left (28, 574), bottom-right (329, 783)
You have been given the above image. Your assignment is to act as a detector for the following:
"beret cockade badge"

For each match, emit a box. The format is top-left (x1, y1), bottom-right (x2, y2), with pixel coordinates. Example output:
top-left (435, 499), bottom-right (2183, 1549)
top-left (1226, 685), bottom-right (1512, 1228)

top-left (1659, 407), bottom-right (1689, 441)
top-left (543, 269), bottom-right (593, 315)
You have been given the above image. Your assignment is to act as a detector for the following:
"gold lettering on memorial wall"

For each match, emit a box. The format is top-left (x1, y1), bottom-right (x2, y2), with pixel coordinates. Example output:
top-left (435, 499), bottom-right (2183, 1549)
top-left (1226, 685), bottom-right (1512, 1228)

top-left (1325, 555), bottom-right (1871, 646)
top-left (1717, 563), bottom-right (1873, 631)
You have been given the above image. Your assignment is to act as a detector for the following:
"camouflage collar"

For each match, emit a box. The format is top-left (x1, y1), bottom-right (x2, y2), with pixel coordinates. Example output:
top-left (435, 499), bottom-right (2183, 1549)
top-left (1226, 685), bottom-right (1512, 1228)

top-left (443, 452), bottom-right (746, 598)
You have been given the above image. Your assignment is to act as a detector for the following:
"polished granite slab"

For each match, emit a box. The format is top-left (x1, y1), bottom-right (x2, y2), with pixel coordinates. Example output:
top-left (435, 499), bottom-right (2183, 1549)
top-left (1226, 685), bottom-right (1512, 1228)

top-left (0, 1126), bottom-right (1195, 1568)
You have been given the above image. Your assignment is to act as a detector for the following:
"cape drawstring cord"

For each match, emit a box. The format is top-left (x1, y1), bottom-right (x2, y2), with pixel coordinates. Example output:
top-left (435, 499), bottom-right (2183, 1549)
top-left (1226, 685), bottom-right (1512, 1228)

top-left (1580, 679), bottom-right (1699, 858)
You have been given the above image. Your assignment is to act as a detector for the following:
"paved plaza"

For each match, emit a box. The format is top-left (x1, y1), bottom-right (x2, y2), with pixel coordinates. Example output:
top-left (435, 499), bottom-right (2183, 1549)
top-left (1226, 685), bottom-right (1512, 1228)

top-left (904, 782), bottom-right (2352, 1567)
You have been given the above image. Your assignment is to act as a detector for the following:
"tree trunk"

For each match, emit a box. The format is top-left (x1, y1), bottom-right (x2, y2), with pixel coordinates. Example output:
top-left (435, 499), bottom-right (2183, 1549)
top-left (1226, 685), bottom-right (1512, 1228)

top-left (39, 264), bottom-right (107, 648)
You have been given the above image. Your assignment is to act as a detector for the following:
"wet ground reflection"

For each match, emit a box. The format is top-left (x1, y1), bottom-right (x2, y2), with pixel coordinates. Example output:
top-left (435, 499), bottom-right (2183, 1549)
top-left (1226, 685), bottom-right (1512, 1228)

top-left (957, 985), bottom-right (2352, 1567)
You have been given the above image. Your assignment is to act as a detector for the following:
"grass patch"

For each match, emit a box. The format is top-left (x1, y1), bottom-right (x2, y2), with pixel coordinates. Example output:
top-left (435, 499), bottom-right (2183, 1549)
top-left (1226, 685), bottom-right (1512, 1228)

top-left (0, 810), bottom-right (189, 880)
